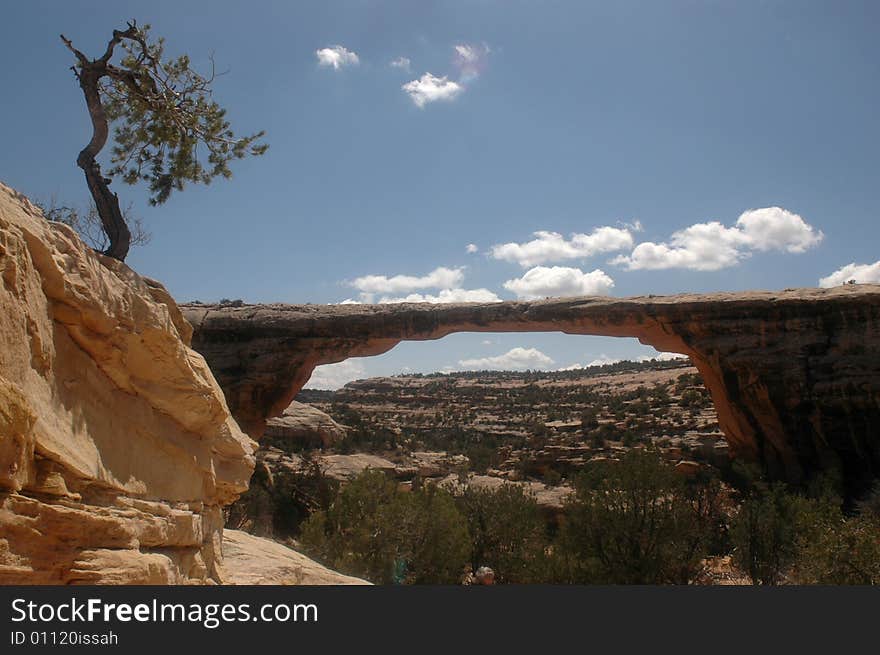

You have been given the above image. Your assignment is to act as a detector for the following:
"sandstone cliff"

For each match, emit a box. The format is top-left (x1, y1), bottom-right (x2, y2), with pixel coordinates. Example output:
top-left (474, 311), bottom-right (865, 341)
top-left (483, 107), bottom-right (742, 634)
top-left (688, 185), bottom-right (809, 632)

top-left (183, 287), bottom-right (880, 498)
top-left (0, 182), bottom-right (258, 583)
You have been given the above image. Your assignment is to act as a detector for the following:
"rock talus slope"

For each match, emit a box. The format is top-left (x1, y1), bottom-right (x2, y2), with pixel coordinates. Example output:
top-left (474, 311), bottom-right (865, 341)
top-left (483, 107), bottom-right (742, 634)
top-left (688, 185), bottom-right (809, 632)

top-left (184, 287), bottom-right (880, 497)
top-left (0, 182), bottom-right (258, 583)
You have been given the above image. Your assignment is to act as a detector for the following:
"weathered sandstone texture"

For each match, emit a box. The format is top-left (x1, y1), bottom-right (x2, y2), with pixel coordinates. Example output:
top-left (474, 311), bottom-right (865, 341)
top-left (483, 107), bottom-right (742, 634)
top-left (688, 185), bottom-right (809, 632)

top-left (264, 400), bottom-right (347, 449)
top-left (0, 183), bottom-right (258, 584)
top-left (183, 287), bottom-right (880, 496)
top-left (220, 529), bottom-right (369, 585)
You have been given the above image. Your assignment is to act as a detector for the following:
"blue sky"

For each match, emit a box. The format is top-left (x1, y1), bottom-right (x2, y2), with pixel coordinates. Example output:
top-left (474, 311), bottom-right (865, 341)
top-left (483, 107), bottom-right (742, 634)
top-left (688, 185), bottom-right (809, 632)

top-left (2, 1), bottom-right (879, 387)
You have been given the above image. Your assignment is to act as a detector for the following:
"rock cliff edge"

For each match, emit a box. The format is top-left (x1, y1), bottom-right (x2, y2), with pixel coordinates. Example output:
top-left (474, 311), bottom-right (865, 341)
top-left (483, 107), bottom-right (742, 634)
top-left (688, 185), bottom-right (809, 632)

top-left (0, 183), bottom-right (360, 584)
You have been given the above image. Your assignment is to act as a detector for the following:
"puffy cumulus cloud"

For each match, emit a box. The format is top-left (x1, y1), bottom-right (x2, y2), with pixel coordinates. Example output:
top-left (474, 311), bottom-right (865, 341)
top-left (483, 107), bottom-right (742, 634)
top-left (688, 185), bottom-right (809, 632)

top-left (390, 56), bottom-right (411, 72)
top-left (736, 207), bottom-right (823, 253)
top-left (377, 288), bottom-right (501, 304)
top-left (490, 227), bottom-right (634, 268)
top-left (316, 45), bottom-right (360, 70)
top-left (351, 266), bottom-right (465, 295)
top-left (458, 347), bottom-right (554, 371)
top-left (466, 243), bottom-right (479, 254)
top-left (819, 260), bottom-right (880, 287)
top-left (612, 207), bottom-right (822, 271)
top-left (503, 266), bottom-right (614, 299)
top-left (611, 222), bottom-right (749, 271)
top-left (304, 359), bottom-right (367, 390)
top-left (402, 73), bottom-right (463, 108)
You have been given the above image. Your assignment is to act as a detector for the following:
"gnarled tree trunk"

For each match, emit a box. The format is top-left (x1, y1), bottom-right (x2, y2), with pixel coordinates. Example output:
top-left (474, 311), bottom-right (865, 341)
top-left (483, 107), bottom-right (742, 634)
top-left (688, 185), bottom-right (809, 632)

top-left (74, 67), bottom-right (131, 261)
top-left (62, 28), bottom-right (137, 262)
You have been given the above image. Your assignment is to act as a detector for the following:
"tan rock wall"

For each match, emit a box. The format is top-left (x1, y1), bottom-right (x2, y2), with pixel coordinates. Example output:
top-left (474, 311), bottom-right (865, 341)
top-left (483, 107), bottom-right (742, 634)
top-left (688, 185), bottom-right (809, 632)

top-left (0, 183), bottom-right (255, 584)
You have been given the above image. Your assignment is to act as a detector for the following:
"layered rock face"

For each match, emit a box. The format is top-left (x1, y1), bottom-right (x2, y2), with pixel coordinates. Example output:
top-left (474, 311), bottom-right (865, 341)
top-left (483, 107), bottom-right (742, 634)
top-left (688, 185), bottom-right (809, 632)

top-left (0, 183), bottom-right (257, 583)
top-left (264, 400), bottom-right (347, 449)
top-left (184, 287), bottom-right (880, 497)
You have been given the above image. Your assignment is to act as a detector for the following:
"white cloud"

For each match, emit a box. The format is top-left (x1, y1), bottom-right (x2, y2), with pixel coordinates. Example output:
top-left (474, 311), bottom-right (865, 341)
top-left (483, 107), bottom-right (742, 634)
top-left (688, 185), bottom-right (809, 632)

top-left (454, 44), bottom-right (482, 64)
top-left (466, 243), bottom-right (479, 254)
top-left (587, 355), bottom-right (622, 368)
top-left (453, 43), bottom-right (490, 83)
top-left (559, 349), bottom-right (687, 370)
top-left (819, 260), bottom-right (880, 287)
top-left (736, 207), bottom-right (823, 253)
top-left (637, 351), bottom-right (688, 363)
top-left (390, 56), bottom-right (411, 72)
top-left (611, 222), bottom-right (749, 271)
top-left (503, 266), bottom-right (614, 299)
top-left (377, 288), bottom-right (501, 304)
top-left (351, 266), bottom-right (465, 294)
top-left (402, 73), bottom-right (463, 108)
top-left (305, 359), bottom-right (367, 390)
top-left (612, 207), bottom-right (822, 271)
top-left (459, 347), bottom-right (554, 371)
top-left (316, 45), bottom-right (360, 70)
top-left (490, 227), bottom-right (633, 268)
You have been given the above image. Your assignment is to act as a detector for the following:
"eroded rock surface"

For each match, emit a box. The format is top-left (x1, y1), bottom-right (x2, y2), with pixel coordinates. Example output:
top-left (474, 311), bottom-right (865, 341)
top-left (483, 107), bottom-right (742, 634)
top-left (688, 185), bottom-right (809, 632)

top-left (0, 183), bottom-right (255, 584)
top-left (220, 530), bottom-right (369, 585)
top-left (184, 287), bottom-right (880, 496)
top-left (264, 400), bottom-right (347, 449)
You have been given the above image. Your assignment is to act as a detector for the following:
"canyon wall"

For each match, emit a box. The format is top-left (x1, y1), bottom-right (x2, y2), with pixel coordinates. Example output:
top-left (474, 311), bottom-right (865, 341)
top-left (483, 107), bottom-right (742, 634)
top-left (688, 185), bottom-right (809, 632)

top-left (0, 183), bottom-right (257, 583)
top-left (183, 287), bottom-right (880, 497)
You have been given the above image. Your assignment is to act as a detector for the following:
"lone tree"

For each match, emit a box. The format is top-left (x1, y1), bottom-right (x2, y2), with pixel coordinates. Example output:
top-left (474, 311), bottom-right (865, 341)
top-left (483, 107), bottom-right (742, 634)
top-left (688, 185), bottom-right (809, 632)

top-left (61, 21), bottom-right (267, 261)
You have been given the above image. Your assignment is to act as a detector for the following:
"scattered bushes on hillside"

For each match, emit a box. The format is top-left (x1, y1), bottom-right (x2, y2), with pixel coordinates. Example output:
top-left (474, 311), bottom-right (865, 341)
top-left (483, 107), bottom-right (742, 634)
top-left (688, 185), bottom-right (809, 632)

top-left (286, 452), bottom-right (879, 585)
top-left (299, 470), bottom-right (469, 584)
top-left (558, 449), bottom-right (726, 584)
top-left (729, 472), bottom-right (880, 585)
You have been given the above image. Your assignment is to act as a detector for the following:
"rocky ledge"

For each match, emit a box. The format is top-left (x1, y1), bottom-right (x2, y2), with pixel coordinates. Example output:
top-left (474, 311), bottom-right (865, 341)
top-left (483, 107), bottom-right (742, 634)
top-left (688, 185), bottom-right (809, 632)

top-left (0, 183), bottom-right (356, 585)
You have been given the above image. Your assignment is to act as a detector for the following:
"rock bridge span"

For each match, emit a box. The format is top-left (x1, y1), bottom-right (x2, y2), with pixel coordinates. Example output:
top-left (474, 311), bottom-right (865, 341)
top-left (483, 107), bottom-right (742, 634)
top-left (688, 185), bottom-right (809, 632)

top-left (182, 286), bottom-right (880, 496)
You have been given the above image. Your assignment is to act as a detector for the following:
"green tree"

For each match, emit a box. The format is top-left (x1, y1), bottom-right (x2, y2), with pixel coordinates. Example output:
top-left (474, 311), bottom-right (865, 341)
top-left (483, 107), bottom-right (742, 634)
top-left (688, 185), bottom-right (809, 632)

top-left (729, 481), bottom-right (806, 585)
top-left (456, 484), bottom-right (548, 583)
top-left (61, 21), bottom-right (267, 261)
top-left (559, 449), bottom-right (717, 584)
top-left (299, 470), bottom-right (469, 584)
top-left (793, 496), bottom-right (880, 585)
top-left (225, 457), bottom-right (339, 538)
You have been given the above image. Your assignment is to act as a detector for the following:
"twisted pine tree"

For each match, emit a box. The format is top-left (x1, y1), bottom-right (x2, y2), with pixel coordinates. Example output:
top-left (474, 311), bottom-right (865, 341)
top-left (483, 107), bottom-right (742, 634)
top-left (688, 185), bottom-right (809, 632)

top-left (61, 21), bottom-right (268, 261)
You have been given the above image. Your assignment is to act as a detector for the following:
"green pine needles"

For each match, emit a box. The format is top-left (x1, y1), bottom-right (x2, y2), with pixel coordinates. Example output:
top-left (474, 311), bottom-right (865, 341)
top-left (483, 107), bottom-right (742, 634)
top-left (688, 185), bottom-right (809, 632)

top-left (61, 20), bottom-right (267, 261)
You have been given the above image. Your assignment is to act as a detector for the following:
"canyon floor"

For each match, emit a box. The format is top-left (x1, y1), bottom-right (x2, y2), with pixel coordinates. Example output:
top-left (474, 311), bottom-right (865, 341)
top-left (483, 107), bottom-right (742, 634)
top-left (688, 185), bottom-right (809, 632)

top-left (298, 358), bottom-right (726, 483)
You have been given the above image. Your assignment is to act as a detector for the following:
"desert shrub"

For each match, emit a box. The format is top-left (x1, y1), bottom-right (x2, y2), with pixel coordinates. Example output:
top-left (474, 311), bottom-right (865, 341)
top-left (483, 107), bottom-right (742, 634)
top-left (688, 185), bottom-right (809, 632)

top-left (729, 481), bottom-right (808, 585)
top-left (225, 458), bottom-right (338, 538)
top-left (455, 484), bottom-right (549, 583)
top-left (795, 513), bottom-right (880, 585)
top-left (299, 470), bottom-right (469, 584)
top-left (679, 389), bottom-right (704, 409)
top-left (558, 449), bottom-right (718, 584)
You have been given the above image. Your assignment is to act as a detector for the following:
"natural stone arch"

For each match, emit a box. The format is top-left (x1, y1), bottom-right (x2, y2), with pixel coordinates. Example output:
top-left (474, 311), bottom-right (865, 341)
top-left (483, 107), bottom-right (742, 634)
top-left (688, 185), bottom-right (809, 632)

top-left (182, 286), bottom-right (880, 497)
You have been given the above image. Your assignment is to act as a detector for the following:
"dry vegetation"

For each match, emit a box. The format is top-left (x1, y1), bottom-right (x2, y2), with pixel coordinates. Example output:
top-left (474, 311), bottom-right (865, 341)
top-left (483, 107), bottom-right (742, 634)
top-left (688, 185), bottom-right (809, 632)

top-left (298, 358), bottom-right (727, 483)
